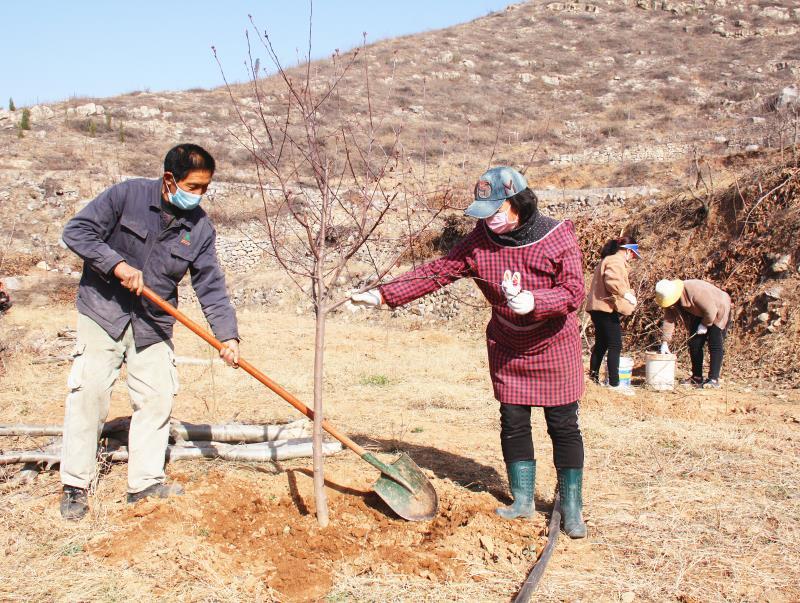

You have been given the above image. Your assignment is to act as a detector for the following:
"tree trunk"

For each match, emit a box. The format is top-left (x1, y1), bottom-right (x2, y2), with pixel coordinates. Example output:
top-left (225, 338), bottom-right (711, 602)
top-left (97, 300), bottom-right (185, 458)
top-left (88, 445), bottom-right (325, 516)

top-left (312, 301), bottom-right (330, 527)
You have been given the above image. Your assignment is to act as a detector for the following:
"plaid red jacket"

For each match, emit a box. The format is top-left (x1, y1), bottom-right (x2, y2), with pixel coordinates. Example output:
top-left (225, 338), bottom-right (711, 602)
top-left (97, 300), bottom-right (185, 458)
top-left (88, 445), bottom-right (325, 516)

top-left (380, 220), bottom-right (585, 406)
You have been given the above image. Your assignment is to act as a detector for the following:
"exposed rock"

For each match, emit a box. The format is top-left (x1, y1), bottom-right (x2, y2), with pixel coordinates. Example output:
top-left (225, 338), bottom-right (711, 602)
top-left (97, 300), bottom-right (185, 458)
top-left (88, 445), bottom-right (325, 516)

top-left (768, 254), bottom-right (791, 274)
top-left (541, 75), bottom-right (560, 86)
top-left (774, 86), bottom-right (798, 110)
top-left (127, 105), bottom-right (161, 119)
top-left (757, 312), bottom-right (770, 323)
top-left (437, 51), bottom-right (453, 64)
top-left (76, 103), bottom-right (104, 117)
top-left (35, 261), bottom-right (49, 271)
top-left (29, 105), bottom-right (56, 121)
top-left (761, 6), bottom-right (790, 21)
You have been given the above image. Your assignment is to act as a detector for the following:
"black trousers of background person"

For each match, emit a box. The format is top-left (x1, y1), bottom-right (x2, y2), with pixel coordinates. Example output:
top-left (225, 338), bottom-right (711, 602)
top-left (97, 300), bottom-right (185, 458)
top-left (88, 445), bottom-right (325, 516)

top-left (589, 310), bottom-right (622, 386)
top-left (687, 315), bottom-right (726, 380)
top-left (499, 402), bottom-right (584, 468)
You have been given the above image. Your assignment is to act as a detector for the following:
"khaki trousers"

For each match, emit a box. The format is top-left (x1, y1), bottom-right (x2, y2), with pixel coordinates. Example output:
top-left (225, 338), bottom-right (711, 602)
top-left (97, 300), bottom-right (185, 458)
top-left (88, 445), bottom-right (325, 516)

top-left (60, 313), bottom-right (178, 493)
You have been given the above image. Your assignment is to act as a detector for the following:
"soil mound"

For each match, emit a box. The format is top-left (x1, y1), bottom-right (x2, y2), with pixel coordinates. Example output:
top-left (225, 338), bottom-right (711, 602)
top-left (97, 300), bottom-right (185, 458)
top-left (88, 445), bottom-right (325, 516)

top-left (88, 467), bottom-right (546, 601)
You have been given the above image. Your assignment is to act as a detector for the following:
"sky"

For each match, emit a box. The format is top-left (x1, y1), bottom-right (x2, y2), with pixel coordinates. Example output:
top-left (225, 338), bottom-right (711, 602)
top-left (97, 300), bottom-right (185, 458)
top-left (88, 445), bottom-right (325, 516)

top-left (1, 1), bottom-right (512, 108)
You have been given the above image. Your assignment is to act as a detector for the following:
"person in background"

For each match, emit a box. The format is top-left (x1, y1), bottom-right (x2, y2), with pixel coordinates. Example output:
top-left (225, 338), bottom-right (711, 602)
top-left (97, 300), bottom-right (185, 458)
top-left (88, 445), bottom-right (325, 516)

top-left (655, 278), bottom-right (731, 389)
top-left (585, 237), bottom-right (640, 393)
top-left (351, 166), bottom-right (587, 538)
top-left (59, 143), bottom-right (240, 520)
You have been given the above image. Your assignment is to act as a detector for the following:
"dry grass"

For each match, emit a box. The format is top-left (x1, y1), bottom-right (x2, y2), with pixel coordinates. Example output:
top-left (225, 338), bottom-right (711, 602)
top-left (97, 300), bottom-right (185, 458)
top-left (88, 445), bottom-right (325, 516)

top-left (1, 305), bottom-right (799, 601)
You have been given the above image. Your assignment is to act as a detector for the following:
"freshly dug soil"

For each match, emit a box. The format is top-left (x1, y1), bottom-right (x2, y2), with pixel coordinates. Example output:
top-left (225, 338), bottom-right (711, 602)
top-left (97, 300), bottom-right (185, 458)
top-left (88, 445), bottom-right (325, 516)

top-left (89, 463), bottom-right (547, 601)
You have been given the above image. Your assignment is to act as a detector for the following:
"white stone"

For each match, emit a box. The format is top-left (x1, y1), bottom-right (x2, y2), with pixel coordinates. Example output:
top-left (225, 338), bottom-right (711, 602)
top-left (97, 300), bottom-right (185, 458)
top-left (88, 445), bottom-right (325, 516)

top-left (757, 313), bottom-right (770, 323)
top-left (29, 105), bottom-right (55, 121)
top-left (541, 75), bottom-right (560, 86)
top-left (75, 103), bottom-right (101, 117)
top-left (621, 593), bottom-right (635, 603)
top-left (438, 51), bottom-right (453, 64)
top-left (775, 86), bottom-right (798, 109)
top-left (36, 261), bottom-right (49, 270)
top-left (461, 59), bottom-right (475, 69)
top-left (1, 277), bottom-right (22, 290)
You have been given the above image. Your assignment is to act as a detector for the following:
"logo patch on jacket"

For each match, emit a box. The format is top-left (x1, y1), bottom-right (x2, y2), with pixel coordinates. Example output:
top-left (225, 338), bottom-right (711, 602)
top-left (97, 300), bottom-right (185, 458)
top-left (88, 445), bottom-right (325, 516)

top-left (180, 232), bottom-right (191, 246)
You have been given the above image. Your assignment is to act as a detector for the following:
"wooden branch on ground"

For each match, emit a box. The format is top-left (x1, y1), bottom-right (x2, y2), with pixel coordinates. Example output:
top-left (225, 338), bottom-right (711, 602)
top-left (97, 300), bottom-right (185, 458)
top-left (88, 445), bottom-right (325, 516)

top-left (0, 438), bottom-right (343, 466)
top-left (0, 419), bottom-right (311, 443)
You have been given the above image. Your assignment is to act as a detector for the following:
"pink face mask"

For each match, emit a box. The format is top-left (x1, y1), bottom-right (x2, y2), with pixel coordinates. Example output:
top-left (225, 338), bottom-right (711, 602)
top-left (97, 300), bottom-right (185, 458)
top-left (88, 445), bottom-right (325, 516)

top-left (486, 208), bottom-right (518, 233)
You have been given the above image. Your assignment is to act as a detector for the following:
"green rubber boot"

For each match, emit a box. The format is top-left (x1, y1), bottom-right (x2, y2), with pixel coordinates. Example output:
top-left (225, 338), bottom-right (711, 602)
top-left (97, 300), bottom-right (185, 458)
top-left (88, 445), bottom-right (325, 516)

top-left (557, 468), bottom-right (587, 538)
top-left (495, 460), bottom-right (536, 519)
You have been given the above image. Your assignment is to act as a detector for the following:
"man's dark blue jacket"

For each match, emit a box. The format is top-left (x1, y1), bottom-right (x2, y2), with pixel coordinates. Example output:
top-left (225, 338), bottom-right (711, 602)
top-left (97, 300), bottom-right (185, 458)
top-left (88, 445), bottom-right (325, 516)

top-left (62, 178), bottom-right (238, 348)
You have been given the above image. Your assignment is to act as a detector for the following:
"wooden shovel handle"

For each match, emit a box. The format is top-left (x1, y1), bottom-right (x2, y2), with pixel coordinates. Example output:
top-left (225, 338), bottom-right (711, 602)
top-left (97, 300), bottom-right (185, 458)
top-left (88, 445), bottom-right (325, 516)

top-left (141, 286), bottom-right (367, 456)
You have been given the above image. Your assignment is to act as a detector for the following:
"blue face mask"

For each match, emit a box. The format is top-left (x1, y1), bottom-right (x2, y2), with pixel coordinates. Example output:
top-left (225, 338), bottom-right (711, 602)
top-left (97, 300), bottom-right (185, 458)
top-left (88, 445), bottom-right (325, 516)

top-left (167, 176), bottom-right (202, 210)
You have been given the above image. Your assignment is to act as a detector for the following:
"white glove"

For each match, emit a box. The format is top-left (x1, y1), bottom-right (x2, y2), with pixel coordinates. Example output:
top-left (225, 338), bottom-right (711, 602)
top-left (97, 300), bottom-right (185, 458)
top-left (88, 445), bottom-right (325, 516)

top-left (623, 291), bottom-right (637, 306)
top-left (501, 270), bottom-right (535, 315)
top-left (507, 290), bottom-right (535, 315)
top-left (696, 323), bottom-right (708, 335)
top-left (350, 289), bottom-right (383, 307)
top-left (659, 342), bottom-right (670, 354)
top-left (501, 270), bottom-right (521, 298)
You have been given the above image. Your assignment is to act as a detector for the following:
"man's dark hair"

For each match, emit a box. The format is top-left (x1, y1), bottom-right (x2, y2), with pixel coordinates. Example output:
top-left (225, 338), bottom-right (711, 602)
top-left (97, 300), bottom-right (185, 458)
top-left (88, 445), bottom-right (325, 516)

top-left (507, 188), bottom-right (538, 225)
top-left (164, 144), bottom-right (216, 182)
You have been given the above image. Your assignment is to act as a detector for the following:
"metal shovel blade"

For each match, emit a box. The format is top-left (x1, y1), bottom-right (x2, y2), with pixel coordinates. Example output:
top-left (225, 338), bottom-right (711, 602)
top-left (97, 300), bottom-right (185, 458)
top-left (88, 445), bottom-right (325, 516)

top-left (364, 451), bottom-right (439, 521)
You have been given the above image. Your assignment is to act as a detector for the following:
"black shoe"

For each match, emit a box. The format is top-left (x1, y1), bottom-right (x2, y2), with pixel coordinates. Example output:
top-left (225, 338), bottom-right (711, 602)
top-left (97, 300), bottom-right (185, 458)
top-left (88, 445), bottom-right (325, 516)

top-left (703, 378), bottom-right (721, 389)
top-left (60, 486), bottom-right (88, 521)
top-left (679, 376), bottom-right (704, 389)
top-left (127, 481), bottom-right (184, 504)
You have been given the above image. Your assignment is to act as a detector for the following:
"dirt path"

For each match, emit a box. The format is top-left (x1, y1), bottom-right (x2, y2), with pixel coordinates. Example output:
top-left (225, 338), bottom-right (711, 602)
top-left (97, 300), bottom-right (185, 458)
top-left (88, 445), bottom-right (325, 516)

top-left (1, 306), bottom-right (798, 601)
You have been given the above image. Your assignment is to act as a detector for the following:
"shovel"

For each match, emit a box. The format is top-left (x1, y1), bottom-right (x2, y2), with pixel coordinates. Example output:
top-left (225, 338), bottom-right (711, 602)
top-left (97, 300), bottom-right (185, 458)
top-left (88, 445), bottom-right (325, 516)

top-left (141, 286), bottom-right (438, 521)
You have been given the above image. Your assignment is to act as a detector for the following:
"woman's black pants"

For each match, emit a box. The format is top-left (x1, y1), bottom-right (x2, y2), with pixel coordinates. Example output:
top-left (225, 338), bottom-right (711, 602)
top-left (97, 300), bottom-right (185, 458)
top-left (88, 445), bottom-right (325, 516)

top-left (499, 402), bottom-right (584, 468)
top-left (589, 310), bottom-right (622, 386)
top-left (687, 316), bottom-right (726, 380)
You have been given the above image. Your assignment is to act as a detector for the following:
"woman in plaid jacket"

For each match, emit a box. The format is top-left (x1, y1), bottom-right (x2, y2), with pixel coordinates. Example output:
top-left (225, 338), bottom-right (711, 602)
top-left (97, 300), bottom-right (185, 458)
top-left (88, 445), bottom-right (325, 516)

top-left (351, 166), bottom-right (587, 538)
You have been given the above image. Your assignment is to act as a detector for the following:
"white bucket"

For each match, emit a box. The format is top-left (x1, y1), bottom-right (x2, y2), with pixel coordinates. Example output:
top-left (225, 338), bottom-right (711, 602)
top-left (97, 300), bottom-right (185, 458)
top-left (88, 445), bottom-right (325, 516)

top-left (605, 356), bottom-right (634, 387)
top-left (645, 352), bottom-right (676, 391)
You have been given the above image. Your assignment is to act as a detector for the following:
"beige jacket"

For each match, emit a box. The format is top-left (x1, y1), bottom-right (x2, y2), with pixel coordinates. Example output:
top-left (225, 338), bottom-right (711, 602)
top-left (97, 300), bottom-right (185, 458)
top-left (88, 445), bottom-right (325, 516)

top-left (586, 251), bottom-right (636, 316)
top-left (662, 279), bottom-right (732, 342)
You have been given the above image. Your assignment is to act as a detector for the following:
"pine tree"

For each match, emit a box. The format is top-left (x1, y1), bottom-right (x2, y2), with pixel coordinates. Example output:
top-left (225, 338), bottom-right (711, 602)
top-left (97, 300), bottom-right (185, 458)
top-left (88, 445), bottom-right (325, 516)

top-left (20, 108), bottom-right (31, 130)
top-left (8, 97), bottom-right (15, 111)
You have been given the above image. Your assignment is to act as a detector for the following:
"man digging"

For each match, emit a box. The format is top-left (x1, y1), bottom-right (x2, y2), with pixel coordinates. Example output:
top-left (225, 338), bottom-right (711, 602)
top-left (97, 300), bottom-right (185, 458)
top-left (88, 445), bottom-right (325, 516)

top-left (59, 143), bottom-right (240, 520)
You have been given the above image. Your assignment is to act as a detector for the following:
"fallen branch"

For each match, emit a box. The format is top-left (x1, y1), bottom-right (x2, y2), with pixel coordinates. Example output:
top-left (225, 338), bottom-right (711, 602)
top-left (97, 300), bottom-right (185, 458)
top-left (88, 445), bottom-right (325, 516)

top-left (0, 419), bottom-right (311, 443)
top-left (0, 438), bottom-right (343, 465)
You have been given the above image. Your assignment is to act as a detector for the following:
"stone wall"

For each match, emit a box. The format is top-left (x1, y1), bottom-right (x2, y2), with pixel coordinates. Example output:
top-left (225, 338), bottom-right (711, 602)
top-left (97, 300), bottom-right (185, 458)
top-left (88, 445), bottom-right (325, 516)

top-left (548, 143), bottom-right (691, 166)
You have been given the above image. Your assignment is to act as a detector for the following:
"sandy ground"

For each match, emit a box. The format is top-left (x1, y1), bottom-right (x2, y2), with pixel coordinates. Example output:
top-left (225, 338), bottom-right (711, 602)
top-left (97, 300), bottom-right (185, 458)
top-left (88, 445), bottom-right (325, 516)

top-left (1, 305), bottom-right (799, 602)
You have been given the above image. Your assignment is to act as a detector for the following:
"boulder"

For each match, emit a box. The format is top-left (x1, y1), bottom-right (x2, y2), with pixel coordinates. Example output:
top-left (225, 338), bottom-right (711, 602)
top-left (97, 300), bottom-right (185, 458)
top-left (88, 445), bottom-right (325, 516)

top-left (775, 86), bottom-right (798, 110)
top-left (29, 105), bottom-right (56, 121)
top-left (73, 103), bottom-right (104, 117)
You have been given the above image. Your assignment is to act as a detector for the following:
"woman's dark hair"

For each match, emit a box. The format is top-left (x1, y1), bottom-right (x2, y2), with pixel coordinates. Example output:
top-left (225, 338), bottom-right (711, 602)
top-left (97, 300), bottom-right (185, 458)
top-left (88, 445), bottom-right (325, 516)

top-left (600, 235), bottom-right (637, 258)
top-left (164, 144), bottom-right (216, 182)
top-left (507, 188), bottom-right (538, 225)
